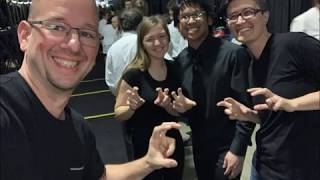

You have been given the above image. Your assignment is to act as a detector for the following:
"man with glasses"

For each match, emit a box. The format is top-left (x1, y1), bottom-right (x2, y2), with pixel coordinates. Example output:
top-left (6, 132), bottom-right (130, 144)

top-left (218, 0), bottom-right (320, 179)
top-left (171, 0), bottom-right (255, 179)
top-left (0, 0), bottom-right (182, 179)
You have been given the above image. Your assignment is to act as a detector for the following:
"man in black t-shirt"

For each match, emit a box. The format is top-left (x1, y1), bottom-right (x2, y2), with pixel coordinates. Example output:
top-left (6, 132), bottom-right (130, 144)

top-left (0, 0), bottom-right (182, 179)
top-left (171, 0), bottom-right (255, 179)
top-left (218, 0), bottom-right (320, 179)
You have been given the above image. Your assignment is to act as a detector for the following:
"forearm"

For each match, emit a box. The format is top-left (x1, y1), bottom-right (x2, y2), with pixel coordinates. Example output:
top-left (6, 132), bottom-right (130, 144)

top-left (289, 91), bottom-right (320, 111)
top-left (105, 156), bottom-right (153, 180)
top-left (114, 106), bottom-right (135, 121)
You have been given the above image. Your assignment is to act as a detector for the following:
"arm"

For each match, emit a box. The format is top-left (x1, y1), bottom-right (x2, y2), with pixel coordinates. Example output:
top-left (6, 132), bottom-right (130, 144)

top-left (248, 88), bottom-right (320, 112)
top-left (103, 122), bottom-right (181, 180)
top-left (223, 47), bottom-right (256, 178)
top-left (105, 53), bottom-right (117, 95)
top-left (114, 80), bottom-right (145, 121)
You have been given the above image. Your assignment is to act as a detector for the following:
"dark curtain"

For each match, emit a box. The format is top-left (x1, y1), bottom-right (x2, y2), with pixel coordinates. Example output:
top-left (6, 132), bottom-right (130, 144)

top-left (146, 0), bottom-right (170, 15)
top-left (267, 0), bottom-right (313, 33)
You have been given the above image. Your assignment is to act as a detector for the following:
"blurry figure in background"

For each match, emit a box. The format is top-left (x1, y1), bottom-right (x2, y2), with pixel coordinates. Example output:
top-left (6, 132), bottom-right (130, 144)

top-left (166, 0), bottom-right (188, 58)
top-left (124, 0), bottom-right (134, 9)
top-left (105, 8), bottom-right (143, 95)
top-left (114, 15), bottom-right (185, 180)
top-left (99, 14), bottom-right (122, 55)
top-left (133, 0), bottom-right (149, 16)
top-left (290, 0), bottom-right (320, 40)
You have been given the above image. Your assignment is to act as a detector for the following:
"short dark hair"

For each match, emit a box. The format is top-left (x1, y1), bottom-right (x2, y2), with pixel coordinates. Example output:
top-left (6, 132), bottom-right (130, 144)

top-left (222, 0), bottom-right (269, 14)
top-left (179, 0), bottom-right (217, 19)
top-left (119, 8), bottom-right (143, 31)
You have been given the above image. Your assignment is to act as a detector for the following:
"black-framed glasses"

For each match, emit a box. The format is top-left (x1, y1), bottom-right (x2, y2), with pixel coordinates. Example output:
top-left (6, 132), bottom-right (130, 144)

top-left (28, 20), bottom-right (101, 47)
top-left (226, 8), bottom-right (264, 24)
top-left (179, 11), bottom-right (206, 23)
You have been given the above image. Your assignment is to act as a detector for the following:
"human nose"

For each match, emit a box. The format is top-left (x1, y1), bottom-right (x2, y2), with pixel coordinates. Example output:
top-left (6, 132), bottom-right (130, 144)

top-left (62, 29), bottom-right (81, 52)
top-left (186, 15), bottom-right (197, 24)
top-left (153, 39), bottom-right (161, 46)
top-left (235, 14), bottom-right (246, 24)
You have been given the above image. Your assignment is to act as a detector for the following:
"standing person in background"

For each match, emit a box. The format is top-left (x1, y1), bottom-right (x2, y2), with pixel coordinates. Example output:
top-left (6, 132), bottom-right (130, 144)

top-left (115, 15), bottom-right (184, 180)
top-left (123, 0), bottom-right (133, 9)
top-left (219, 0), bottom-right (320, 179)
top-left (172, 0), bottom-right (255, 179)
top-left (166, 0), bottom-right (188, 58)
top-left (133, 0), bottom-right (149, 16)
top-left (99, 14), bottom-right (122, 55)
top-left (105, 8), bottom-right (143, 95)
top-left (0, 0), bottom-right (182, 179)
top-left (290, 0), bottom-right (320, 40)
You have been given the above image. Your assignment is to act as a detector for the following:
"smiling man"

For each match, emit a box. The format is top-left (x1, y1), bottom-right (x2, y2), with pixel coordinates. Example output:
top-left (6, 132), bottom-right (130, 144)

top-left (0, 0), bottom-right (182, 180)
top-left (172, 0), bottom-right (255, 179)
top-left (219, 0), bottom-right (320, 179)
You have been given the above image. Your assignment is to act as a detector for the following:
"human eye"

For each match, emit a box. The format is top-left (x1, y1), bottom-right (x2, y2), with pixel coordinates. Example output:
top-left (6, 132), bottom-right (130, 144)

top-left (79, 30), bottom-right (97, 39)
top-left (179, 15), bottom-right (189, 22)
top-left (228, 14), bottom-right (238, 21)
top-left (46, 22), bottom-right (67, 32)
top-left (242, 9), bottom-right (255, 18)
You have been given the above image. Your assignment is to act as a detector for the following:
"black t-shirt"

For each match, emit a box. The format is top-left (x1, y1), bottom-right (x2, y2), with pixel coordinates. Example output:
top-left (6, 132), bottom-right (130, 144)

top-left (0, 72), bottom-right (105, 180)
top-left (175, 35), bottom-right (255, 156)
top-left (122, 60), bottom-right (184, 180)
top-left (250, 33), bottom-right (320, 180)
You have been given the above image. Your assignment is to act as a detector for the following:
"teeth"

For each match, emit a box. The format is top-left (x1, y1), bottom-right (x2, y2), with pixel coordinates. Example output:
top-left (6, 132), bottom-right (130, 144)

top-left (188, 28), bottom-right (198, 33)
top-left (239, 28), bottom-right (250, 33)
top-left (54, 58), bottom-right (78, 68)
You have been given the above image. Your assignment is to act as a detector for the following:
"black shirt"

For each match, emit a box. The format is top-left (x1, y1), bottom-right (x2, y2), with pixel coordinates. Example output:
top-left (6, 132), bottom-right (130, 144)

top-left (175, 35), bottom-right (255, 156)
top-left (0, 72), bottom-right (105, 180)
top-left (122, 60), bottom-right (184, 180)
top-left (250, 33), bottom-right (320, 180)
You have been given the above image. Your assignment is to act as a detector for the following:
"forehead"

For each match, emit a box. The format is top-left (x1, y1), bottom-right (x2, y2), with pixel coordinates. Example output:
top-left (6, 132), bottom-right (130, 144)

top-left (144, 24), bottom-right (166, 37)
top-left (227, 0), bottom-right (259, 14)
top-left (32, 0), bottom-right (98, 27)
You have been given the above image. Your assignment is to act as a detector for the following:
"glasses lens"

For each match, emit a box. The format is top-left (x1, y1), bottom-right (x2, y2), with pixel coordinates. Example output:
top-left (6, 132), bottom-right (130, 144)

top-left (242, 9), bottom-right (255, 19)
top-left (79, 29), bottom-right (99, 46)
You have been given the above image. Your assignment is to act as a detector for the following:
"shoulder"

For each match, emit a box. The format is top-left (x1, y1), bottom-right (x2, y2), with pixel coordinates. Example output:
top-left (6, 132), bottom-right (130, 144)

top-left (272, 32), bottom-right (315, 49)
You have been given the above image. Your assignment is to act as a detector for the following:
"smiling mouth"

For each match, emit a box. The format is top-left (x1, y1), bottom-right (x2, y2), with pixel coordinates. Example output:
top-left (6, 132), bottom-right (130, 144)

top-left (53, 57), bottom-right (79, 68)
top-left (238, 28), bottom-right (251, 34)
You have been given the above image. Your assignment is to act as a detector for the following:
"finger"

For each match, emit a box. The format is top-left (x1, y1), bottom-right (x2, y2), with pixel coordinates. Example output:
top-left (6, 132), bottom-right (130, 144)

top-left (250, 88), bottom-right (273, 98)
top-left (163, 88), bottom-right (169, 95)
top-left (132, 86), bottom-right (139, 95)
top-left (253, 104), bottom-right (269, 111)
top-left (157, 159), bottom-right (178, 168)
top-left (177, 88), bottom-right (183, 97)
top-left (151, 122), bottom-right (181, 139)
top-left (165, 138), bottom-right (176, 157)
top-left (224, 97), bottom-right (238, 105)
top-left (171, 91), bottom-right (178, 100)
top-left (223, 156), bottom-right (227, 168)
top-left (224, 162), bottom-right (231, 176)
top-left (247, 87), bottom-right (263, 93)
top-left (217, 101), bottom-right (232, 108)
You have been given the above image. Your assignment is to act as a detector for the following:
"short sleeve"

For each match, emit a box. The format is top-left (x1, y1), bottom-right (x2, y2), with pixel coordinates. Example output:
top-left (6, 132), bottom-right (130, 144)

top-left (293, 33), bottom-right (320, 83)
top-left (122, 68), bottom-right (142, 87)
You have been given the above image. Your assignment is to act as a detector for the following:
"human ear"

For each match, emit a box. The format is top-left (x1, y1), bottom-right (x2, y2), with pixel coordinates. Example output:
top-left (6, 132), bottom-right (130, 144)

top-left (17, 21), bottom-right (32, 52)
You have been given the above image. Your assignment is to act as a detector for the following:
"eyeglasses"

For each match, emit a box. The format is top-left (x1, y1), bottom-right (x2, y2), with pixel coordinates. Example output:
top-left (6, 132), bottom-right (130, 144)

top-left (28, 20), bottom-right (101, 47)
top-left (226, 8), bottom-right (264, 24)
top-left (179, 11), bottom-right (206, 23)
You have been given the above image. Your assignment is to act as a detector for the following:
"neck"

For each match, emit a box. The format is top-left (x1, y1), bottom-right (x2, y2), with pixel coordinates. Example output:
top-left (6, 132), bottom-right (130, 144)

top-left (246, 31), bottom-right (271, 59)
top-left (148, 58), bottom-right (167, 81)
top-left (188, 31), bottom-right (209, 49)
top-left (19, 63), bottom-right (70, 120)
